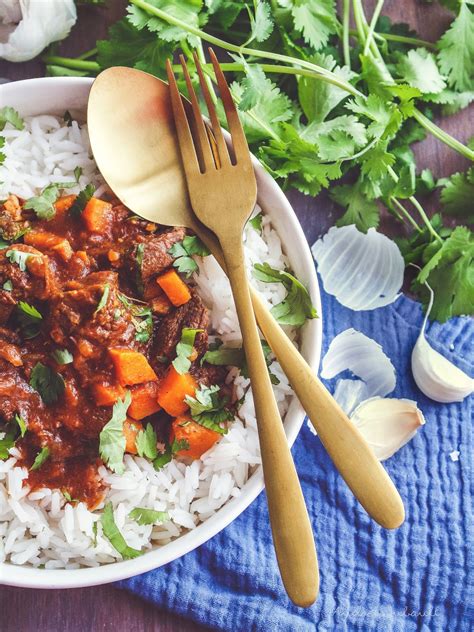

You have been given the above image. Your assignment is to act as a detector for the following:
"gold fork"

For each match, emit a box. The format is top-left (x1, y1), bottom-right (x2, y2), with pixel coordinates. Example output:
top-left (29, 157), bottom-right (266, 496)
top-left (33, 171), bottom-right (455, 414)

top-left (166, 50), bottom-right (318, 607)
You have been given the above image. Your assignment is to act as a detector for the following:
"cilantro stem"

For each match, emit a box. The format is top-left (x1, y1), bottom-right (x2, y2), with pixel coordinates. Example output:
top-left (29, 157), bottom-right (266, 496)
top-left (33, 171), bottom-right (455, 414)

top-left (389, 197), bottom-right (422, 232)
top-left (78, 47), bottom-right (98, 60)
top-left (409, 196), bottom-right (443, 244)
top-left (42, 55), bottom-right (100, 72)
top-left (342, 0), bottom-right (351, 68)
top-left (363, 0), bottom-right (385, 57)
top-left (371, 32), bottom-right (437, 51)
top-left (412, 109), bottom-right (474, 162)
top-left (129, 0), bottom-right (363, 97)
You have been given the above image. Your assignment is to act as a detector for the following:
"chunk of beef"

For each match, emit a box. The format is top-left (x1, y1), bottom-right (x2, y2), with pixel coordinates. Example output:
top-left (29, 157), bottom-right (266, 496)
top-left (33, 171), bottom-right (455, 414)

top-left (0, 195), bottom-right (29, 241)
top-left (191, 363), bottom-right (228, 387)
top-left (0, 289), bottom-right (16, 325)
top-left (48, 271), bottom-right (136, 352)
top-left (137, 227), bottom-right (186, 281)
top-left (152, 292), bottom-right (209, 367)
top-left (0, 244), bottom-right (58, 301)
top-left (0, 361), bottom-right (43, 422)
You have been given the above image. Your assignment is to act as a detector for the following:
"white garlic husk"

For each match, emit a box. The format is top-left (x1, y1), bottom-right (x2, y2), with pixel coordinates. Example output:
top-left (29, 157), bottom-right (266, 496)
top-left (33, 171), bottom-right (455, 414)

top-left (0, 0), bottom-right (77, 62)
top-left (351, 397), bottom-right (426, 461)
top-left (411, 281), bottom-right (473, 403)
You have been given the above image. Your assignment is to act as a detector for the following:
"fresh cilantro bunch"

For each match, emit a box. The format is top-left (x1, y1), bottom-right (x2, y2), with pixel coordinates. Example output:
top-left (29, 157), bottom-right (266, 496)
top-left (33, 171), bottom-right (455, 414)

top-left (44, 1), bottom-right (474, 320)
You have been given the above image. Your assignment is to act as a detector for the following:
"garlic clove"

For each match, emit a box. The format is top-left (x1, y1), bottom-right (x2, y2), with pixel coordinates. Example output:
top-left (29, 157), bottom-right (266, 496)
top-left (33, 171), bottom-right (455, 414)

top-left (321, 328), bottom-right (396, 398)
top-left (311, 225), bottom-right (404, 311)
top-left (411, 280), bottom-right (473, 403)
top-left (351, 397), bottom-right (425, 461)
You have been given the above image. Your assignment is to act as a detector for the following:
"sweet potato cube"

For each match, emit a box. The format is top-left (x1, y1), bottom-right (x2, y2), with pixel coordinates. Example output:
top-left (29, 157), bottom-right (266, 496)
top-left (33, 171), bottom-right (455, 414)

top-left (123, 419), bottom-right (143, 454)
top-left (171, 416), bottom-right (220, 460)
top-left (156, 270), bottom-right (191, 307)
top-left (156, 366), bottom-right (197, 417)
top-left (128, 382), bottom-right (161, 420)
top-left (82, 197), bottom-right (112, 233)
top-left (92, 382), bottom-right (126, 406)
top-left (109, 348), bottom-right (158, 386)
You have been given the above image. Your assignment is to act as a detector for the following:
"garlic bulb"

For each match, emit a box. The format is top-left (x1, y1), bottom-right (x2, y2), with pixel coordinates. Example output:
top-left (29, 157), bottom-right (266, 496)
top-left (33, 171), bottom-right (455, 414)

top-left (0, 0), bottom-right (77, 62)
top-left (351, 397), bottom-right (426, 461)
top-left (311, 225), bottom-right (404, 310)
top-left (411, 282), bottom-right (473, 403)
top-left (321, 328), bottom-right (396, 398)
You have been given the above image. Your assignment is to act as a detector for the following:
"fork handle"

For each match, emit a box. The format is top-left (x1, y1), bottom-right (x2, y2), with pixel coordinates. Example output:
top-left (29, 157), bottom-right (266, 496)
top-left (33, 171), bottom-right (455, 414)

top-left (196, 225), bottom-right (404, 530)
top-left (220, 236), bottom-right (318, 607)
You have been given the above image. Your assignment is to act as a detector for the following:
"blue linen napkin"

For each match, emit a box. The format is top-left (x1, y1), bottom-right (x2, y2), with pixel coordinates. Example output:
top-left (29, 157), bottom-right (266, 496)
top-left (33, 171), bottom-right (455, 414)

top-left (119, 287), bottom-right (473, 632)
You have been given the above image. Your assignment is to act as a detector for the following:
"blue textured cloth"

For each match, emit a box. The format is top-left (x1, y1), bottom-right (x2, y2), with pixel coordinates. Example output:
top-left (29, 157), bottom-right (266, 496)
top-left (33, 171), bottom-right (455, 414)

top-left (120, 287), bottom-right (473, 631)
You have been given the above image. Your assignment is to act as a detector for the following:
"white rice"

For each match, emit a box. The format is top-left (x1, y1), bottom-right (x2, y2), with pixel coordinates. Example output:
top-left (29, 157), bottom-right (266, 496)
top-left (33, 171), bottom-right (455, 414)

top-left (0, 114), bottom-right (294, 568)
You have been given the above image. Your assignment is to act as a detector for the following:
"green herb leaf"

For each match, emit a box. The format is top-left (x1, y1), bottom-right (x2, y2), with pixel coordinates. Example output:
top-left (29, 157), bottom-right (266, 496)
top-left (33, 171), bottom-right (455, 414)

top-left (202, 346), bottom-right (245, 368)
top-left (439, 167), bottom-right (474, 216)
top-left (287, 0), bottom-right (339, 50)
top-left (135, 423), bottom-right (158, 460)
top-left (249, 212), bottom-right (263, 232)
top-left (6, 249), bottom-right (41, 272)
top-left (15, 414), bottom-right (27, 438)
top-left (437, 2), bottom-right (474, 91)
top-left (3, 280), bottom-right (13, 292)
top-left (129, 507), bottom-right (168, 525)
top-left (101, 502), bottom-right (142, 559)
top-left (23, 184), bottom-right (60, 221)
top-left (30, 446), bottom-right (50, 471)
top-left (172, 327), bottom-right (203, 375)
top-left (69, 183), bottom-right (95, 216)
top-left (74, 166), bottom-right (83, 182)
top-left (396, 48), bottom-right (446, 94)
top-left (169, 236), bottom-right (210, 278)
top-left (94, 284), bottom-right (110, 314)
top-left (51, 348), bottom-right (74, 365)
top-left (30, 363), bottom-right (65, 405)
top-left (0, 106), bottom-right (24, 131)
top-left (99, 392), bottom-right (131, 474)
top-left (331, 182), bottom-right (380, 232)
top-left (253, 263), bottom-right (317, 326)
top-left (185, 384), bottom-right (232, 434)
top-left (248, 0), bottom-right (273, 43)
top-left (0, 431), bottom-right (16, 460)
top-left (17, 301), bottom-right (43, 339)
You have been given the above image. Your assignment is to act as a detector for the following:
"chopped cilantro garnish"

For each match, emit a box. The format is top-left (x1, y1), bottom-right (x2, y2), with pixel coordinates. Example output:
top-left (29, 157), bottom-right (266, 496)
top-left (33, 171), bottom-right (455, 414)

top-left (94, 284), bottom-right (110, 314)
top-left (69, 183), bottom-right (95, 216)
top-left (185, 385), bottom-right (233, 434)
top-left (15, 414), bottom-right (27, 438)
top-left (6, 249), bottom-right (41, 272)
top-left (168, 235), bottom-right (210, 278)
top-left (0, 431), bottom-right (16, 460)
top-left (30, 446), bottom-right (50, 471)
top-left (99, 392), bottom-right (131, 474)
top-left (135, 423), bottom-right (158, 460)
top-left (17, 301), bottom-right (43, 339)
top-left (129, 507), bottom-right (168, 525)
top-left (253, 263), bottom-right (317, 327)
top-left (29, 362), bottom-right (65, 405)
top-left (172, 327), bottom-right (203, 375)
top-left (2, 280), bottom-right (12, 292)
top-left (0, 106), bottom-right (24, 131)
top-left (51, 348), bottom-right (74, 365)
top-left (152, 438), bottom-right (190, 470)
top-left (101, 502), bottom-right (142, 559)
top-left (249, 212), bottom-right (263, 232)
top-left (74, 166), bottom-right (83, 182)
top-left (24, 184), bottom-right (61, 220)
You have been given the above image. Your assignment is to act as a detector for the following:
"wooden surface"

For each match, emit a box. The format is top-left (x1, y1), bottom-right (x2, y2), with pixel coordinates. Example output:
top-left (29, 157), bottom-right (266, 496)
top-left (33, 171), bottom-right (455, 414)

top-left (0, 2), bottom-right (471, 631)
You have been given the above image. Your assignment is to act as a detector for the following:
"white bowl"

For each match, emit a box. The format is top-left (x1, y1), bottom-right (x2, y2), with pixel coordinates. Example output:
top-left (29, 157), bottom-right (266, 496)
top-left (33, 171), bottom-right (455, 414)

top-left (0, 77), bottom-right (322, 589)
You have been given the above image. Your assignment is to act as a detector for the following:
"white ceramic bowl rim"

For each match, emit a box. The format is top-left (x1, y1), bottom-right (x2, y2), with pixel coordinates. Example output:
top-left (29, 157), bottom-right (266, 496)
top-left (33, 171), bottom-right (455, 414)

top-left (0, 77), bottom-right (322, 589)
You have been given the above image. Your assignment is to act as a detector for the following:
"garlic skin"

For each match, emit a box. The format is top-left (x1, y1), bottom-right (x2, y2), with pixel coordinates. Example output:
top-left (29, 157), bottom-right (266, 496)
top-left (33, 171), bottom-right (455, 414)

top-left (411, 282), bottom-right (473, 403)
top-left (0, 0), bottom-right (77, 62)
top-left (333, 378), bottom-right (369, 415)
top-left (351, 397), bottom-right (425, 461)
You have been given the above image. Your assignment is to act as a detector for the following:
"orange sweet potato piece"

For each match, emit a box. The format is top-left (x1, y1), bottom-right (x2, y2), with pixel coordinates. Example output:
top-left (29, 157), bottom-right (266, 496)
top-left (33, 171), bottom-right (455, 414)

top-left (156, 270), bottom-right (191, 307)
top-left (123, 419), bottom-right (143, 454)
top-left (92, 382), bottom-right (126, 406)
top-left (54, 194), bottom-right (76, 214)
top-left (24, 230), bottom-right (73, 262)
top-left (128, 382), bottom-right (161, 420)
top-left (82, 197), bottom-right (112, 233)
top-left (109, 349), bottom-right (158, 386)
top-left (171, 416), bottom-right (220, 460)
top-left (156, 367), bottom-right (197, 417)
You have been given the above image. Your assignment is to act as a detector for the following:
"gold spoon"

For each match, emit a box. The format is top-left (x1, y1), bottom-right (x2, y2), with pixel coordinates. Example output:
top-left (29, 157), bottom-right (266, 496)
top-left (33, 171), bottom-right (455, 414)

top-left (87, 66), bottom-right (405, 531)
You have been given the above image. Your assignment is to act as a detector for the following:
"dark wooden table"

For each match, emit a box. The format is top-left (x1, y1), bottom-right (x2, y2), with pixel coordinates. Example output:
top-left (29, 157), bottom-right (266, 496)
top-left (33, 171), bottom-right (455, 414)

top-left (0, 2), bottom-right (471, 631)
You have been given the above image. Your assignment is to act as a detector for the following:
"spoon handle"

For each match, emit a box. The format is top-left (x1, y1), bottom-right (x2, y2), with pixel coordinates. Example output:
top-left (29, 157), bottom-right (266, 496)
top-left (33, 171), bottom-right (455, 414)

top-left (198, 225), bottom-right (404, 530)
top-left (220, 236), bottom-right (318, 608)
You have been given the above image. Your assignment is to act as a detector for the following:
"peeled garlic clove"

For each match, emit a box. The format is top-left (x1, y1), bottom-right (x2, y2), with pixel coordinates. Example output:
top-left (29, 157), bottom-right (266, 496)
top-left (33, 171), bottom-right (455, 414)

top-left (411, 281), bottom-right (473, 403)
top-left (311, 225), bottom-right (404, 310)
top-left (351, 397), bottom-right (425, 461)
top-left (321, 328), bottom-right (396, 398)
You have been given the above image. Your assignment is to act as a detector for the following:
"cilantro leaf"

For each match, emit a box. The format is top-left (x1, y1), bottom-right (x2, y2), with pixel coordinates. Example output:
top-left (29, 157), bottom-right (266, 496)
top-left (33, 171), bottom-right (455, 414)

top-left (172, 327), bottom-right (203, 375)
top-left (129, 507), bottom-right (168, 525)
top-left (346, 94), bottom-right (402, 141)
top-left (15, 414), bottom-right (27, 438)
top-left (185, 384), bottom-right (233, 434)
top-left (288, 0), bottom-right (338, 50)
top-left (69, 184), bottom-right (95, 216)
top-left (0, 431), bottom-right (16, 460)
top-left (51, 348), bottom-right (74, 365)
top-left (101, 502), bottom-right (142, 559)
top-left (247, 0), bottom-right (273, 43)
top-left (23, 184), bottom-right (60, 221)
top-left (135, 423), bottom-right (158, 459)
top-left (253, 262), bottom-right (317, 326)
top-left (6, 249), bottom-right (41, 272)
top-left (439, 167), bottom-right (474, 216)
top-left (169, 235), bottom-right (210, 278)
top-left (331, 183), bottom-right (380, 232)
top-left (302, 115), bottom-right (368, 161)
top-left (249, 212), bottom-right (263, 232)
top-left (30, 446), bottom-right (50, 471)
top-left (3, 280), bottom-right (13, 292)
top-left (30, 363), bottom-right (65, 405)
top-left (99, 392), bottom-right (131, 474)
top-left (74, 166), bottom-right (83, 182)
top-left (152, 437), bottom-right (189, 469)
top-left (414, 226), bottom-right (474, 322)
top-left (17, 301), bottom-right (43, 339)
top-left (0, 106), bottom-right (24, 131)
top-left (437, 2), bottom-right (474, 91)
top-left (94, 284), bottom-right (110, 314)
top-left (202, 346), bottom-right (245, 368)
top-left (127, 0), bottom-right (202, 45)
top-left (396, 48), bottom-right (446, 94)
